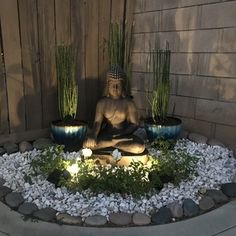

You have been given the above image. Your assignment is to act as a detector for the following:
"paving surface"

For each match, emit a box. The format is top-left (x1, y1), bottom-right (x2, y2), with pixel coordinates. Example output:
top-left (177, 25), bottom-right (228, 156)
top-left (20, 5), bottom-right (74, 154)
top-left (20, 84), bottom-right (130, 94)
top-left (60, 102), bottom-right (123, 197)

top-left (0, 201), bottom-right (236, 236)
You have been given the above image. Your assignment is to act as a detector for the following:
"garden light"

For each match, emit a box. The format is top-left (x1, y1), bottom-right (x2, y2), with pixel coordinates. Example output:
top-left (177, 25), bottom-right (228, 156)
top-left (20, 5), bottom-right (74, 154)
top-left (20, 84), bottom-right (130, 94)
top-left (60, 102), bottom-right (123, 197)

top-left (81, 148), bottom-right (93, 158)
top-left (67, 163), bottom-right (79, 175)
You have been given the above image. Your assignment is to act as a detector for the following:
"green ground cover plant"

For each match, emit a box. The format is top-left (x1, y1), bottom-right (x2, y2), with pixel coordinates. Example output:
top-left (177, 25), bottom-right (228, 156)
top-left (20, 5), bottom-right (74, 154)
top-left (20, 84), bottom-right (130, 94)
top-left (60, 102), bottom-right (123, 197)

top-left (29, 144), bottom-right (198, 197)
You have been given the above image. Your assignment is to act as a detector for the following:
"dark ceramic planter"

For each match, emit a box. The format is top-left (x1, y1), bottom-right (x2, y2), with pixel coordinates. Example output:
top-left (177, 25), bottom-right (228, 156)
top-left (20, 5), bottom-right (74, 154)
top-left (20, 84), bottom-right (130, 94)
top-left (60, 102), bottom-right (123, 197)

top-left (51, 120), bottom-right (87, 151)
top-left (144, 117), bottom-right (182, 141)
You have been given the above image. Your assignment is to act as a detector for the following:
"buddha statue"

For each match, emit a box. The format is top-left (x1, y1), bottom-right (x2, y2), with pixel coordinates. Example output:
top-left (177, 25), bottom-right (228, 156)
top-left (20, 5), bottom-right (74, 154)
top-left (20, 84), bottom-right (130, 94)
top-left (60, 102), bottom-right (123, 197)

top-left (83, 65), bottom-right (145, 155)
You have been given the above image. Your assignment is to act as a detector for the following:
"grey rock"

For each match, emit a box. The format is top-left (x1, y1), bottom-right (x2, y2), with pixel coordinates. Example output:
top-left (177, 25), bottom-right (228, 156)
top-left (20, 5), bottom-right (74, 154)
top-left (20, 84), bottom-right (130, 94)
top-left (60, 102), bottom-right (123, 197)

top-left (56, 213), bottom-right (82, 225)
top-left (132, 213), bottom-right (151, 225)
top-left (18, 202), bottom-right (38, 215)
top-left (206, 189), bottom-right (228, 204)
top-left (167, 202), bottom-right (183, 218)
top-left (85, 215), bottom-right (107, 226)
top-left (183, 199), bottom-right (199, 217)
top-left (3, 142), bottom-right (19, 154)
top-left (19, 141), bottom-right (33, 153)
top-left (199, 196), bottom-right (215, 211)
top-left (33, 138), bottom-right (53, 150)
top-left (0, 186), bottom-right (12, 199)
top-left (188, 133), bottom-right (208, 144)
top-left (221, 183), bottom-right (236, 197)
top-left (207, 139), bottom-right (225, 147)
top-left (33, 207), bottom-right (57, 221)
top-left (180, 130), bottom-right (189, 139)
top-left (0, 178), bottom-right (5, 186)
top-left (0, 147), bottom-right (5, 155)
top-left (151, 207), bottom-right (172, 225)
top-left (109, 213), bottom-right (132, 226)
top-left (5, 192), bottom-right (24, 208)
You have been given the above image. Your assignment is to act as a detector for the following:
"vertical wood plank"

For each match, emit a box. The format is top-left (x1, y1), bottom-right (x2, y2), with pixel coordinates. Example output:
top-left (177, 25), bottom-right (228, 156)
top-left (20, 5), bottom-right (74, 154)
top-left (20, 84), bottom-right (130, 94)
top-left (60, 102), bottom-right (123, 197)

top-left (98, 0), bottom-right (111, 94)
top-left (84, 0), bottom-right (99, 124)
top-left (0, 0), bottom-right (26, 133)
top-left (37, 0), bottom-right (58, 128)
top-left (55, 0), bottom-right (71, 45)
top-left (71, 0), bottom-right (87, 121)
top-left (18, 0), bottom-right (42, 130)
top-left (0, 26), bottom-right (9, 134)
top-left (111, 0), bottom-right (125, 23)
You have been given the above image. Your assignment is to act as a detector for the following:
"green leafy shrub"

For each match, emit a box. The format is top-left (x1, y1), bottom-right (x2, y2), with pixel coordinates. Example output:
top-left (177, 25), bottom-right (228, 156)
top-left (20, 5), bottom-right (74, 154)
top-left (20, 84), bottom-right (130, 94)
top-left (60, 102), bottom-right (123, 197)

top-left (30, 145), bottom-right (70, 177)
top-left (29, 145), bottom-right (198, 197)
top-left (151, 138), bottom-right (176, 152)
top-left (153, 151), bottom-right (198, 185)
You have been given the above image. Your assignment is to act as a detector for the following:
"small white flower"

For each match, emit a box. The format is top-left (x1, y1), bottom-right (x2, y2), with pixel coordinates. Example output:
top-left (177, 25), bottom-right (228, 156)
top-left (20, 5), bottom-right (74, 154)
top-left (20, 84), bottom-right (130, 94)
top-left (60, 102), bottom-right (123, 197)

top-left (81, 148), bottom-right (93, 157)
top-left (112, 149), bottom-right (122, 161)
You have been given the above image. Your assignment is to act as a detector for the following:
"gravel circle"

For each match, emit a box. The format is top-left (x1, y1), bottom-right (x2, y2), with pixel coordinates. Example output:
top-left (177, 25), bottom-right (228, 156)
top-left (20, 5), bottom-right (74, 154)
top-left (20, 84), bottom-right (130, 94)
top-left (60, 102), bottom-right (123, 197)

top-left (0, 139), bottom-right (235, 221)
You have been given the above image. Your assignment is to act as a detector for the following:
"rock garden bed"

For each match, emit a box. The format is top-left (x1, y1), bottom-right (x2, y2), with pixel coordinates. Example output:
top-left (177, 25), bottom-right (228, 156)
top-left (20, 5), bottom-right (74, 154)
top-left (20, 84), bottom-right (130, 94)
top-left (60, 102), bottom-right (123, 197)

top-left (0, 133), bottom-right (236, 227)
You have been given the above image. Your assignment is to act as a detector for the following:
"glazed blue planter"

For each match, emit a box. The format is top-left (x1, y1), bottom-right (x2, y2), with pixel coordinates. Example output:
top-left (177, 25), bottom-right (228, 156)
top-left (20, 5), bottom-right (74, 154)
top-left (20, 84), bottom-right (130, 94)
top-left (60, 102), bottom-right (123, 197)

top-left (51, 120), bottom-right (87, 151)
top-left (145, 117), bottom-right (182, 141)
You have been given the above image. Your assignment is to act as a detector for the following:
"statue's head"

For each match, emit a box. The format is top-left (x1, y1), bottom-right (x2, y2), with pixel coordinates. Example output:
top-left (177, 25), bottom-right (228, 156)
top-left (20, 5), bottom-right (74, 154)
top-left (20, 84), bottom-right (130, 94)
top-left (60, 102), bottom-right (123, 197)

top-left (103, 65), bottom-right (126, 99)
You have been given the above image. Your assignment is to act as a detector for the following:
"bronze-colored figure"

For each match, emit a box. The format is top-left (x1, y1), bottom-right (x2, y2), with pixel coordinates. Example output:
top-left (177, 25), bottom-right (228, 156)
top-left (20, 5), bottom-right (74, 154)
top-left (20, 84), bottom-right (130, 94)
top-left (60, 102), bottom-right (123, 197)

top-left (83, 65), bottom-right (145, 154)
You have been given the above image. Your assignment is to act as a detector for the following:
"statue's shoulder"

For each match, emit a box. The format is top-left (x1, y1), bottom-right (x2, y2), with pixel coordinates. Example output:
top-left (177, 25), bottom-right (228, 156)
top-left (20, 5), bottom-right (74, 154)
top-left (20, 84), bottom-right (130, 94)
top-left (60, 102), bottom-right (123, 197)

top-left (98, 96), bottom-right (109, 103)
top-left (125, 97), bottom-right (135, 105)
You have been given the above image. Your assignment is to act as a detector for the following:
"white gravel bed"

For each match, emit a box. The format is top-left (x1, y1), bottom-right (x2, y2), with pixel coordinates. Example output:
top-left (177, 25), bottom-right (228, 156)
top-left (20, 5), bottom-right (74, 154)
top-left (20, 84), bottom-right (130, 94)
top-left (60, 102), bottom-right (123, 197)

top-left (0, 139), bottom-right (235, 219)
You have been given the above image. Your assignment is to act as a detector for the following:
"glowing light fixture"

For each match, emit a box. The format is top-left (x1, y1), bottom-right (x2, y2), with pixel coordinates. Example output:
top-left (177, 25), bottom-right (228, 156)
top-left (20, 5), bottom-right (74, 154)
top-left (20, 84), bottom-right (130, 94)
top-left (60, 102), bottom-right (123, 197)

top-left (67, 163), bottom-right (79, 175)
top-left (81, 148), bottom-right (93, 158)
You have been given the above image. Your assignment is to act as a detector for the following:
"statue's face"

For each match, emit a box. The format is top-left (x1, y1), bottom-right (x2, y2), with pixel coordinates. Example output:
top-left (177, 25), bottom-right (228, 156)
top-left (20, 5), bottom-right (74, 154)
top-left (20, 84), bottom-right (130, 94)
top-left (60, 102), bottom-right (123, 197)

top-left (108, 79), bottom-right (123, 99)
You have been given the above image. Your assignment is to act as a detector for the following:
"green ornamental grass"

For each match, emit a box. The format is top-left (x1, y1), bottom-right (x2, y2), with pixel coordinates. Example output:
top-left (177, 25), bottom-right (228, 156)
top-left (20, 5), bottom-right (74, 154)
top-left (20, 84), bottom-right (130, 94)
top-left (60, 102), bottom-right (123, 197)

top-left (149, 40), bottom-right (171, 123)
top-left (107, 22), bottom-right (133, 94)
top-left (56, 45), bottom-right (78, 121)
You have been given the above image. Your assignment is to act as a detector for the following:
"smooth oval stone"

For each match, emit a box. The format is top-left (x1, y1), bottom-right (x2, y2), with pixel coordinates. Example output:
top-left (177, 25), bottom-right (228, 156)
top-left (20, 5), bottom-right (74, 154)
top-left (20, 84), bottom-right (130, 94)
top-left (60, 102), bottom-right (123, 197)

top-left (221, 183), bottom-right (236, 197)
top-left (183, 199), bottom-right (199, 217)
top-left (19, 141), bottom-right (33, 153)
top-left (85, 215), bottom-right (107, 226)
top-left (33, 207), bottom-right (57, 222)
top-left (18, 202), bottom-right (38, 215)
top-left (0, 186), bottom-right (12, 199)
top-left (56, 213), bottom-right (82, 225)
top-left (199, 196), bottom-right (215, 211)
top-left (5, 192), bottom-right (24, 208)
top-left (167, 202), bottom-right (183, 218)
top-left (151, 207), bottom-right (172, 225)
top-left (109, 213), bottom-right (132, 226)
top-left (206, 189), bottom-right (228, 203)
top-left (132, 213), bottom-right (151, 225)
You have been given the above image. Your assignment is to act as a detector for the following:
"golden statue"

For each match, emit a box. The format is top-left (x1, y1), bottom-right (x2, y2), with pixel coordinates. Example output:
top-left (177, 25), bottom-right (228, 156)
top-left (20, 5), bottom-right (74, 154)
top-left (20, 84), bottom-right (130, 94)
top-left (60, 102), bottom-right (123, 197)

top-left (83, 65), bottom-right (145, 155)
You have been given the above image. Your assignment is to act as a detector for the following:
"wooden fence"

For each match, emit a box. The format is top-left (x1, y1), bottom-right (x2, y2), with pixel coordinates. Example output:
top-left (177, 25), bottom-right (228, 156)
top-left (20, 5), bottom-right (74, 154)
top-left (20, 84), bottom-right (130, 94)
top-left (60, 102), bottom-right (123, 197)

top-left (0, 0), bottom-right (134, 143)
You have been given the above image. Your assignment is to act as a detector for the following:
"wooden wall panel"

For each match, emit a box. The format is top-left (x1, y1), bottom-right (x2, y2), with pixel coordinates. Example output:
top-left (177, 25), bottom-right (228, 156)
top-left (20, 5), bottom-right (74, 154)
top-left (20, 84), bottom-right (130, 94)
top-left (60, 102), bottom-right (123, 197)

top-left (0, 0), bottom-right (26, 133)
top-left (111, 0), bottom-right (125, 23)
top-left (71, 0), bottom-right (87, 121)
top-left (18, 0), bottom-right (42, 130)
top-left (55, 0), bottom-right (71, 45)
top-left (0, 0), bottom-right (134, 143)
top-left (0, 25), bottom-right (9, 135)
top-left (98, 0), bottom-right (112, 93)
top-left (37, 0), bottom-right (58, 128)
top-left (84, 0), bottom-right (99, 124)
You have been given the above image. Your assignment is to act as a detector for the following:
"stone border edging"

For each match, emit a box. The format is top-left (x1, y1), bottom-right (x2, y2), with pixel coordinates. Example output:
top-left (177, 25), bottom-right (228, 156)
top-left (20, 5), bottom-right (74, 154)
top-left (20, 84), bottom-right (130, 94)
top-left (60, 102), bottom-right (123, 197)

top-left (0, 134), bottom-right (236, 227)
